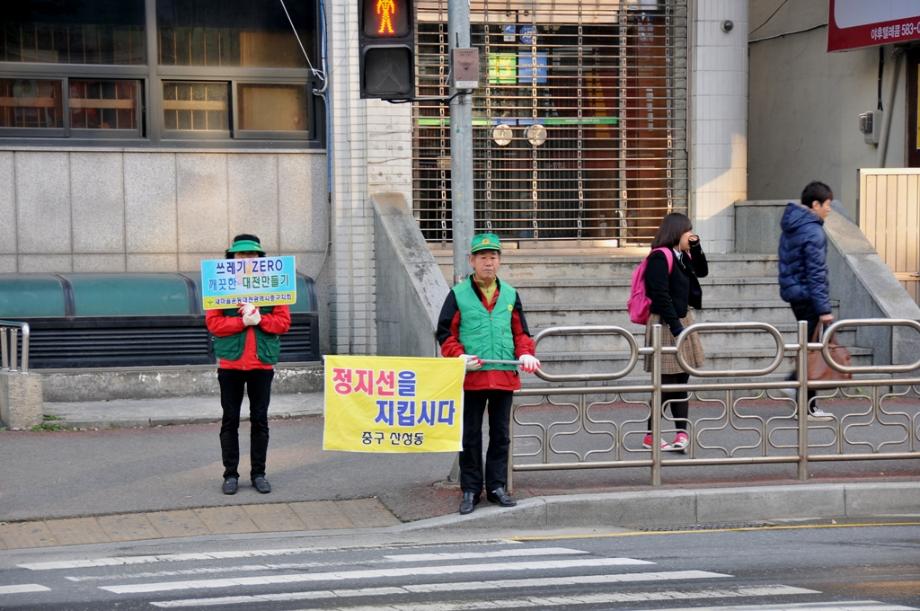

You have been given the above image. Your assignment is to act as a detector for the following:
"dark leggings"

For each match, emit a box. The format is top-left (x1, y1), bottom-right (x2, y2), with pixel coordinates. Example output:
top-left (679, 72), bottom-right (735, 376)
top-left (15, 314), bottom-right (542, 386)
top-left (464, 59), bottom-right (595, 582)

top-left (788, 300), bottom-right (819, 410)
top-left (648, 372), bottom-right (690, 432)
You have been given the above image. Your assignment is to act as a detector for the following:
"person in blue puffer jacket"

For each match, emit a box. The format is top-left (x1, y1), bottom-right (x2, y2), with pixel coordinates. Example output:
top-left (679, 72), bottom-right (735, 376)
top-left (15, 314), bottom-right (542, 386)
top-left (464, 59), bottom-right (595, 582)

top-left (777, 180), bottom-right (835, 419)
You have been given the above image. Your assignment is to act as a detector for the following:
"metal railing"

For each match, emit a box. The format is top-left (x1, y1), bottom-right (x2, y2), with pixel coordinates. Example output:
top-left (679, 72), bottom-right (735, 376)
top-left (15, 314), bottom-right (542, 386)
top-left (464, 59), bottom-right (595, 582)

top-left (509, 318), bottom-right (920, 489)
top-left (0, 320), bottom-right (30, 373)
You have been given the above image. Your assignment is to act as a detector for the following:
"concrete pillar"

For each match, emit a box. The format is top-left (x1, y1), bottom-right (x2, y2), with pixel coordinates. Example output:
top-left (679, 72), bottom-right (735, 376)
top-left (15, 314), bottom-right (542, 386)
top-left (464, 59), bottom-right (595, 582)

top-left (0, 372), bottom-right (43, 430)
top-left (690, 0), bottom-right (748, 253)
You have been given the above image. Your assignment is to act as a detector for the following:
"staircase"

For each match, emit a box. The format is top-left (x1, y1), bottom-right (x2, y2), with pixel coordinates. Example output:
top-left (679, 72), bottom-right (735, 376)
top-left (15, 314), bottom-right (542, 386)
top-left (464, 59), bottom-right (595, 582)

top-left (432, 247), bottom-right (872, 386)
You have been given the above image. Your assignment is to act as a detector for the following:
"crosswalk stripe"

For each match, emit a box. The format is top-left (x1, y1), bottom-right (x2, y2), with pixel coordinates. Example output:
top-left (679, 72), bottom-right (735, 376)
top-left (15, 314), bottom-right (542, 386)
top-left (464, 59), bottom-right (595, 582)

top-left (383, 547), bottom-right (587, 562)
top-left (150, 570), bottom-right (730, 608)
top-left (20, 545), bottom-right (583, 572)
top-left (645, 602), bottom-right (917, 611)
top-left (19, 547), bottom-right (320, 571)
top-left (66, 547), bottom-right (590, 583)
top-left (280, 585), bottom-right (819, 611)
top-left (101, 557), bottom-right (654, 594)
top-left (0, 584), bottom-right (51, 595)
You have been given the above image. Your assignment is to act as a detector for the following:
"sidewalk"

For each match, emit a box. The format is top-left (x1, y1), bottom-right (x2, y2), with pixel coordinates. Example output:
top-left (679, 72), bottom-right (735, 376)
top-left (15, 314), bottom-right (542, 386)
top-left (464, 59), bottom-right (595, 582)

top-left (0, 392), bottom-right (917, 551)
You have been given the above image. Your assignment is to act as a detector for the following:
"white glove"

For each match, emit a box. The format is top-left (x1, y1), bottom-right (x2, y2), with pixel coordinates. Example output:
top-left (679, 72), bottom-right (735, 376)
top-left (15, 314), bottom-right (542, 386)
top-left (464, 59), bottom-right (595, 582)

top-left (460, 354), bottom-right (482, 371)
top-left (242, 310), bottom-right (262, 327)
top-left (239, 302), bottom-right (256, 316)
top-left (519, 354), bottom-right (540, 374)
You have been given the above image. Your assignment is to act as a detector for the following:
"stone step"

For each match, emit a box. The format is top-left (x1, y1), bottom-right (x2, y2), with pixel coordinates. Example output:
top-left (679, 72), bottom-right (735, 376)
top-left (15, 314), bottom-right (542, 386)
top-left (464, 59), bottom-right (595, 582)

top-left (433, 251), bottom-right (780, 281)
top-left (524, 300), bottom-right (838, 329)
top-left (532, 324), bottom-right (858, 353)
top-left (512, 276), bottom-right (782, 304)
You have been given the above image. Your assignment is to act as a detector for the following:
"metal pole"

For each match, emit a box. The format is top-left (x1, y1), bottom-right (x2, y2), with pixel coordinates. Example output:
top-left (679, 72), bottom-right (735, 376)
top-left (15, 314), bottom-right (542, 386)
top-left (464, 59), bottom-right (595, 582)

top-left (651, 324), bottom-right (662, 486)
top-left (796, 320), bottom-right (809, 481)
top-left (448, 0), bottom-right (474, 285)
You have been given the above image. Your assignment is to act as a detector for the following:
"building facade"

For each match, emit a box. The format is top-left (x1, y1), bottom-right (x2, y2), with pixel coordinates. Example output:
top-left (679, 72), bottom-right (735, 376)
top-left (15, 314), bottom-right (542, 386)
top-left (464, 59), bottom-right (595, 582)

top-left (1, 0), bottom-right (750, 356)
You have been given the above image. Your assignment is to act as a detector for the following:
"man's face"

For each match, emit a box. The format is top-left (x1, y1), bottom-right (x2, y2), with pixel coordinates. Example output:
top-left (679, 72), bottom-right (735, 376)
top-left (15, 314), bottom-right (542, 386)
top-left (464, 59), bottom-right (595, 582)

top-left (469, 250), bottom-right (501, 281)
top-left (812, 198), bottom-right (832, 220)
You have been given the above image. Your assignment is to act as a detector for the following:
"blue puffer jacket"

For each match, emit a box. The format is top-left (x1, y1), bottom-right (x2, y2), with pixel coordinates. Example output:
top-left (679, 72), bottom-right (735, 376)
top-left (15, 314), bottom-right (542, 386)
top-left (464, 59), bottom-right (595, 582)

top-left (777, 202), bottom-right (831, 315)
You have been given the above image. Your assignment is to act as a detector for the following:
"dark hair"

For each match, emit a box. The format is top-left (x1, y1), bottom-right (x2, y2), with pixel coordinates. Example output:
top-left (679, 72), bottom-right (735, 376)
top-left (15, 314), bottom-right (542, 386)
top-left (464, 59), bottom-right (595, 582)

top-left (231, 233), bottom-right (261, 244)
top-left (800, 181), bottom-right (833, 209)
top-left (650, 213), bottom-right (692, 249)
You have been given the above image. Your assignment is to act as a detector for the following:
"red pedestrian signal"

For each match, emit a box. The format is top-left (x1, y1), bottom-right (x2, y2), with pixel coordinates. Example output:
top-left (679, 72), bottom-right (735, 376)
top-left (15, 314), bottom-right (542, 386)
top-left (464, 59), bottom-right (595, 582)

top-left (359, 0), bottom-right (414, 99)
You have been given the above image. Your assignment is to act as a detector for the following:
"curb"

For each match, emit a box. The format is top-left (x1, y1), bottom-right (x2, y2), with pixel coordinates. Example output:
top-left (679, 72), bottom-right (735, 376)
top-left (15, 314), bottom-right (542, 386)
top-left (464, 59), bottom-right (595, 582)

top-left (397, 481), bottom-right (920, 533)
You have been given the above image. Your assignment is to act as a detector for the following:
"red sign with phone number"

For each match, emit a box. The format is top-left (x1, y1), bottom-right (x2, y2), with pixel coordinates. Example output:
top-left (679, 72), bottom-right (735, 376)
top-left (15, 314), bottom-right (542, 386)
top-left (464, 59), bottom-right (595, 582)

top-left (828, 0), bottom-right (920, 52)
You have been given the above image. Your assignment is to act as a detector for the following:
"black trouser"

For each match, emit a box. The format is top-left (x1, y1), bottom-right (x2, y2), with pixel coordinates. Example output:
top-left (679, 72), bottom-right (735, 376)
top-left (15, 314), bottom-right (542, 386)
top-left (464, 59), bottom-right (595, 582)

top-left (460, 389), bottom-right (513, 495)
top-left (788, 300), bottom-right (819, 411)
top-left (647, 372), bottom-right (690, 433)
top-left (218, 368), bottom-right (274, 480)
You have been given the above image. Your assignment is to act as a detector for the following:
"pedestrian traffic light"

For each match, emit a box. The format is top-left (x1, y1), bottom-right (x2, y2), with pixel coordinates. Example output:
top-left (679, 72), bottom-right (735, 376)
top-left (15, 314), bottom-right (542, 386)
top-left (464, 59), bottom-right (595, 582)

top-left (358, 0), bottom-right (415, 99)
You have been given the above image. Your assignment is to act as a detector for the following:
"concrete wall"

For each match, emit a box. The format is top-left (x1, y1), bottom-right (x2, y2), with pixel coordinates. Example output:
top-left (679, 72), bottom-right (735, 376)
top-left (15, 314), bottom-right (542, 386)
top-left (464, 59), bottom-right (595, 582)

top-left (735, 200), bottom-right (920, 366)
top-left (0, 147), bottom-right (332, 354)
top-left (372, 193), bottom-right (450, 358)
top-left (747, 0), bottom-right (909, 218)
top-left (690, 0), bottom-right (749, 254)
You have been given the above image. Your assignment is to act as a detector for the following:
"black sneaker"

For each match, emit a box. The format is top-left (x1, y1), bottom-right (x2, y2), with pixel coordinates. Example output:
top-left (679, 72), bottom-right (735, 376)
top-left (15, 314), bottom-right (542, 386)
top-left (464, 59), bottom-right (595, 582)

top-left (222, 477), bottom-right (238, 495)
top-left (252, 475), bottom-right (272, 494)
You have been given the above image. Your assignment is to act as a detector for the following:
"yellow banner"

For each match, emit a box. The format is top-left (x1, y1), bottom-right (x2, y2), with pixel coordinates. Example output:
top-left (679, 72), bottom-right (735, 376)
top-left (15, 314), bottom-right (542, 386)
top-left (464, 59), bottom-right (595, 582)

top-left (323, 355), bottom-right (465, 453)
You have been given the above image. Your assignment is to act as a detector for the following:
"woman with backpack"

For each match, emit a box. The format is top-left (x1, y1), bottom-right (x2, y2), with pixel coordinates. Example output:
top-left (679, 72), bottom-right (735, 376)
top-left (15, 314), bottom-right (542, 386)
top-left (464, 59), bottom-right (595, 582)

top-left (642, 212), bottom-right (708, 452)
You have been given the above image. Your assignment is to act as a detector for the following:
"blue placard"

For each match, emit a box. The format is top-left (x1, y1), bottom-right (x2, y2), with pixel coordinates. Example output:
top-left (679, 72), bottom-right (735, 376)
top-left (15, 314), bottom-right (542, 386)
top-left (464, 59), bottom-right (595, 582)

top-left (201, 255), bottom-right (297, 310)
top-left (518, 51), bottom-right (548, 85)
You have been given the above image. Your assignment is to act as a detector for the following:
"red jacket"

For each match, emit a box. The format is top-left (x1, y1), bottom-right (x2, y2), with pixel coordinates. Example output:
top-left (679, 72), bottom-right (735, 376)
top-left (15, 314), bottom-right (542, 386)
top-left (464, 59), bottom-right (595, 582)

top-left (436, 279), bottom-right (536, 391)
top-left (205, 305), bottom-right (292, 370)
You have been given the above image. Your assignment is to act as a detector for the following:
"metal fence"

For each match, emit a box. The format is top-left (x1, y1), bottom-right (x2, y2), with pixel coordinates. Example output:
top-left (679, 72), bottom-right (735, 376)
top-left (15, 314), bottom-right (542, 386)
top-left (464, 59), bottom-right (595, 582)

top-left (509, 319), bottom-right (920, 489)
top-left (0, 320), bottom-right (30, 373)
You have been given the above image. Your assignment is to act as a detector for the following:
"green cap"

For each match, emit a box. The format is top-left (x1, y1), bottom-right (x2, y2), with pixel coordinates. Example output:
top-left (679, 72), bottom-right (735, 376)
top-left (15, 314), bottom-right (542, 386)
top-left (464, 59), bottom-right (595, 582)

top-left (470, 233), bottom-right (502, 254)
top-left (225, 239), bottom-right (265, 257)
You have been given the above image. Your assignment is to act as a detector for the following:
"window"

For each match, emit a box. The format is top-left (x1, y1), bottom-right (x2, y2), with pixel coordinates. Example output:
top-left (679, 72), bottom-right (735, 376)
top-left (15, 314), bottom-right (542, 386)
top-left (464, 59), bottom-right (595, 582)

top-left (0, 79), bottom-right (63, 129)
top-left (0, 0), bottom-right (321, 145)
top-left (0, 0), bottom-right (146, 64)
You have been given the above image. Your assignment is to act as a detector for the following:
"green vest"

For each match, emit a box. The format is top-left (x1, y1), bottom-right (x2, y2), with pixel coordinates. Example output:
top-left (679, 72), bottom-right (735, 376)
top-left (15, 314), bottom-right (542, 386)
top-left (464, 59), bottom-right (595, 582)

top-left (211, 307), bottom-right (281, 365)
top-left (453, 278), bottom-right (517, 371)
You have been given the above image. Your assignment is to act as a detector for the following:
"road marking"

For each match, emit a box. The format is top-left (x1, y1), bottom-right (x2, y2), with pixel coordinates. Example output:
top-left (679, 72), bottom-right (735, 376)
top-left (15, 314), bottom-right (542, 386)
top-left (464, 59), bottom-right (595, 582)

top-left (383, 547), bottom-right (587, 561)
top-left (0, 584), bottom-right (51, 595)
top-left (66, 547), bottom-right (589, 582)
top-left (101, 557), bottom-right (654, 594)
top-left (19, 547), bottom-right (320, 570)
top-left (512, 521), bottom-right (920, 542)
top-left (150, 571), bottom-right (732, 608)
top-left (277, 585), bottom-right (819, 610)
top-left (645, 601), bottom-right (917, 610)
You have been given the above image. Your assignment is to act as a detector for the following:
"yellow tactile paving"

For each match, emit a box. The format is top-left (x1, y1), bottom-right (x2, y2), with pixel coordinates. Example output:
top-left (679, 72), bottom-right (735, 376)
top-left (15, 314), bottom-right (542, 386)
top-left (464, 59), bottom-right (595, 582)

top-left (194, 506), bottom-right (259, 535)
top-left (146, 509), bottom-right (212, 539)
top-left (0, 521), bottom-right (58, 549)
top-left (45, 517), bottom-right (111, 546)
top-left (243, 503), bottom-right (307, 532)
top-left (0, 499), bottom-right (401, 549)
top-left (336, 498), bottom-right (401, 528)
top-left (288, 500), bottom-right (355, 530)
top-left (97, 514), bottom-right (160, 542)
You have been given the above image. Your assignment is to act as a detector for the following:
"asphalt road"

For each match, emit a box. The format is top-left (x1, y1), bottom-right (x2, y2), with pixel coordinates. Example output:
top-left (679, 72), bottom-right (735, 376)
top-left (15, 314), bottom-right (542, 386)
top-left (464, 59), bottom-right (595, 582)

top-left (0, 522), bottom-right (917, 609)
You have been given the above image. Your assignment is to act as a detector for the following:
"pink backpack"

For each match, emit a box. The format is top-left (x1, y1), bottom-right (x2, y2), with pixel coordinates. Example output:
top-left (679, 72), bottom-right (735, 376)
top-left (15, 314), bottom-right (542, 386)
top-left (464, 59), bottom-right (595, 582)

top-left (627, 247), bottom-right (674, 324)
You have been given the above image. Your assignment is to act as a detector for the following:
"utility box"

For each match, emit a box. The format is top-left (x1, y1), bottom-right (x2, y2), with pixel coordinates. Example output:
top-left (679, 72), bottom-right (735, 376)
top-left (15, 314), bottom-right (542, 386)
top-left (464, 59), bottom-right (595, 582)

top-left (858, 110), bottom-right (881, 144)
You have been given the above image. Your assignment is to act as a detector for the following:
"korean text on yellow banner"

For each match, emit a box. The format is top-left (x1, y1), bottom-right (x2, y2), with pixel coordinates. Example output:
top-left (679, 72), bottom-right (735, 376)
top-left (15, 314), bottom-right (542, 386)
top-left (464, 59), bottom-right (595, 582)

top-left (323, 355), bottom-right (465, 453)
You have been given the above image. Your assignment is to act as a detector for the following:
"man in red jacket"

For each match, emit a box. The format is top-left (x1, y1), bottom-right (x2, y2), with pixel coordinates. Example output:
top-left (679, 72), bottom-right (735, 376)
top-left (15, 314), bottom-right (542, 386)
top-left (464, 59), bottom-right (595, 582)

top-left (205, 234), bottom-right (291, 495)
top-left (436, 233), bottom-right (540, 515)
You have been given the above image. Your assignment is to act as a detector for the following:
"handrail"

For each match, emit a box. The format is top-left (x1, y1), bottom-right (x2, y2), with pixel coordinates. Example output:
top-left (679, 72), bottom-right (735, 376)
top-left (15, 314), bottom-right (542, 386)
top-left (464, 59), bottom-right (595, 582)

top-left (509, 318), bottom-right (920, 491)
top-left (0, 320), bottom-right (30, 373)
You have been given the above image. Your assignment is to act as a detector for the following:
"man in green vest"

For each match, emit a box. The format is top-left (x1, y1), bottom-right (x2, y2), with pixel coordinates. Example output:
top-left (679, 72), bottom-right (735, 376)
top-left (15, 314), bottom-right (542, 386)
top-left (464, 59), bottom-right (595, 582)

top-left (206, 234), bottom-right (291, 496)
top-left (437, 233), bottom-right (541, 515)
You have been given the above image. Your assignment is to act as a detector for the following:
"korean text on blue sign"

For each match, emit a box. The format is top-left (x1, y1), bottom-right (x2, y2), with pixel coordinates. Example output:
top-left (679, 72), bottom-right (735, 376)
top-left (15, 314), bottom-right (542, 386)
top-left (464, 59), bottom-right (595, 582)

top-left (201, 255), bottom-right (297, 310)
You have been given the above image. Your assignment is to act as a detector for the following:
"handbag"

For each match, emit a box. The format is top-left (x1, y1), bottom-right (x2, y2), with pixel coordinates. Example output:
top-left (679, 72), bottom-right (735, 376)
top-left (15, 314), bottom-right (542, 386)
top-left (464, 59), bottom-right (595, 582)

top-left (807, 324), bottom-right (852, 381)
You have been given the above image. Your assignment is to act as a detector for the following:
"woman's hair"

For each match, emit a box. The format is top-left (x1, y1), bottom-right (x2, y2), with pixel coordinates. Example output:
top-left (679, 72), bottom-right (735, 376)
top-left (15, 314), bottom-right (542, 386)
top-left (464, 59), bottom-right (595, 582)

top-left (650, 213), bottom-right (692, 249)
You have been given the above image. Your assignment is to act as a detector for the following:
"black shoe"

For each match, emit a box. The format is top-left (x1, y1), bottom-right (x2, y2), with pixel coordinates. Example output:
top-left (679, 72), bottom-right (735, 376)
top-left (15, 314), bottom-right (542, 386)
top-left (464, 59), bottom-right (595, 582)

top-left (252, 475), bottom-right (272, 494)
top-left (459, 491), bottom-right (480, 515)
top-left (487, 486), bottom-right (516, 507)
top-left (222, 477), bottom-right (238, 495)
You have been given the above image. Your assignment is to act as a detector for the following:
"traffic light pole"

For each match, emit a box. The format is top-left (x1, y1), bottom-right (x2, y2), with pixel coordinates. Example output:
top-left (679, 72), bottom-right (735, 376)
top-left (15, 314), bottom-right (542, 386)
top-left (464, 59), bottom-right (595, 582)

top-left (448, 0), bottom-right (474, 285)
